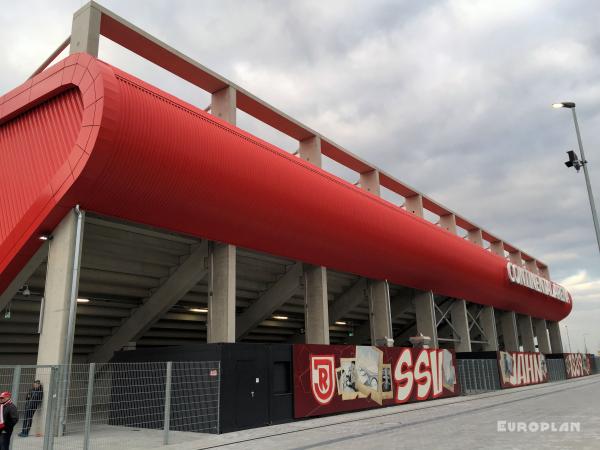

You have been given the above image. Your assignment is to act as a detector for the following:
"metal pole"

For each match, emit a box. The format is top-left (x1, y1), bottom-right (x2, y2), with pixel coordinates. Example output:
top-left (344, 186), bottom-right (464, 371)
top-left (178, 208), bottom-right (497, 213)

top-left (583, 334), bottom-right (588, 355)
top-left (11, 366), bottom-right (21, 405)
top-left (58, 206), bottom-right (85, 436)
top-left (564, 325), bottom-right (572, 353)
top-left (571, 108), bottom-right (600, 253)
top-left (83, 363), bottom-right (96, 450)
top-left (43, 366), bottom-right (59, 450)
top-left (163, 362), bottom-right (173, 445)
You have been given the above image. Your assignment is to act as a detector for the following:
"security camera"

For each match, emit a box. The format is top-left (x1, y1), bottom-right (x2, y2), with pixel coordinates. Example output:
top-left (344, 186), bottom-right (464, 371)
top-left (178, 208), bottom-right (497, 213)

top-left (565, 150), bottom-right (584, 173)
top-left (22, 285), bottom-right (31, 296)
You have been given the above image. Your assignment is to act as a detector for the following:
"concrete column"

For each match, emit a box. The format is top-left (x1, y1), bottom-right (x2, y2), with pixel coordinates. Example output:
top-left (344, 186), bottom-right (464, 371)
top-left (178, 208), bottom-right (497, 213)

top-left (405, 194), bottom-right (424, 217)
top-left (500, 311), bottom-right (519, 351)
top-left (450, 299), bottom-right (472, 352)
top-left (548, 321), bottom-right (563, 353)
top-left (414, 291), bottom-right (438, 348)
top-left (207, 86), bottom-right (237, 343)
top-left (533, 318), bottom-right (551, 354)
top-left (211, 86), bottom-right (237, 124)
top-left (480, 306), bottom-right (499, 351)
top-left (508, 251), bottom-right (522, 266)
top-left (368, 280), bottom-right (392, 345)
top-left (299, 136), bottom-right (322, 167)
top-left (525, 259), bottom-right (538, 274)
top-left (70, 3), bottom-right (101, 56)
top-left (539, 266), bottom-right (551, 280)
top-left (439, 213), bottom-right (457, 234)
top-left (490, 240), bottom-right (505, 257)
top-left (304, 265), bottom-right (329, 344)
top-left (207, 243), bottom-right (236, 343)
top-left (518, 314), bottom-right (536, 352)
top-left (36, 210), bottom-right (84, 365)
top-left (467, 228), bottom-right (483, 247)
top-left (359, 170), bottom-right (381, 196)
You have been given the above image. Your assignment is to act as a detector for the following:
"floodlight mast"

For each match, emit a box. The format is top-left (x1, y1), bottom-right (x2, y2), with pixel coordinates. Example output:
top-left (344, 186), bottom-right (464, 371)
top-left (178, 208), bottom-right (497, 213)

top-left (554, 102), bottom-right (600, 254)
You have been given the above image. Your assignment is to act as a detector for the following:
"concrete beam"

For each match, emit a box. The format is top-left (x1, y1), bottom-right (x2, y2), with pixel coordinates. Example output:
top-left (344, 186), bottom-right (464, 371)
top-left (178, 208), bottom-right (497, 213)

top-left (89, 242), bottom-right (209, 362)
top-left (359, 170), bottom-right (381, 196)
top-left (539, 266), bottom-right (551, 280)
top-left (207, 242), bottom-right (236, 343)
top-left (525, 259), bottom-right (539, 274)
top-left (500, 310), bottom-right (519, 352)
top-left (490, 240), bottom-right (505, 257)
top-left (533, 318), bottom-right (551, 354)
top-left (547, 321), bottom-right (563, 353)
top-left (299, 136), bottom-right (322, 168)
top-left (414, 290), bottom-right (438, 348)
top-left (328, 278), bottom-right (367, 324)
top-left (480, 306), bottom-right (499, 351)
top-left (517, 314), bottom-right (536, 352)
top-left (451, 299), bottom-right (472, 352)
top-left (236, 262), bottom-right (302, 339)
top-left (509, 251), bottom-right (522, 266)
top-left (70, 2), bottom-right (101, 56)
top-left (368, 280), bottom-right (392, 345)
top-left (304, 265), bottom-right (329, 344)
top-left (0, 242), bottom-right (49, 312)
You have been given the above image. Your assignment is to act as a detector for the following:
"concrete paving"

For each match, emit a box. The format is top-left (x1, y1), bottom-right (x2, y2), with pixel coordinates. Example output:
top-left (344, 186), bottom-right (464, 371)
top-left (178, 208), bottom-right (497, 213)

top-left (9, 375), bottom-right (600, 449)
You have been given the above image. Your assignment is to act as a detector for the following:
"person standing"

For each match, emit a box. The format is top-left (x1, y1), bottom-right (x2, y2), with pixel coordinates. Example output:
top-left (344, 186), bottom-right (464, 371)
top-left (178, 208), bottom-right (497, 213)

top-left (18, 380), bottom-right (43, 437)
top-left (0, 391), bottom-right (18, 450)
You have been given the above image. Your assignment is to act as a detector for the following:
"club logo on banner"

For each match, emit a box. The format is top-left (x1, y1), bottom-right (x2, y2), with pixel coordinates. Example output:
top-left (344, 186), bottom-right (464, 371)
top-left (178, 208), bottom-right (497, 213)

top-left (497, 351), bottom-right (548, 388)
top-left (295, 345), bottom-right (459, 418)
top-left (564, 353), bottom-right (592, 379)
top-left (310, 355), bottom-right (336, 405)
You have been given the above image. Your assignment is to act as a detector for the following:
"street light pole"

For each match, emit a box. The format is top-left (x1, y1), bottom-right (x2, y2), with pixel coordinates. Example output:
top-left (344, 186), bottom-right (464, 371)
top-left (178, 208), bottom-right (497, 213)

top-left (553, 102), bottom-right (600, 253)
top-left (583, 333), bottom-right (588, 354)
top-left (563, 324), bottom-right (572, 353)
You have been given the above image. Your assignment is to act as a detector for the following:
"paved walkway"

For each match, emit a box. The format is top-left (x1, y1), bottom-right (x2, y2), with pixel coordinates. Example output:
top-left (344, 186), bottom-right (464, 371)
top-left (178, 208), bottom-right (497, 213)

top-left (10, 375), bottom-right (600, 449)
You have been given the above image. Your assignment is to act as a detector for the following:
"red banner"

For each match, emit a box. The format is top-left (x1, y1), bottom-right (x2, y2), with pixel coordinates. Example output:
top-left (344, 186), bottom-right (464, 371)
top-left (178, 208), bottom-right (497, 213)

top-left (293, 344), bottom-right (459, 418)
top-left (497, 351), bottom-right (549, 388)
top-left (564, 353), bottom-right (593, 379)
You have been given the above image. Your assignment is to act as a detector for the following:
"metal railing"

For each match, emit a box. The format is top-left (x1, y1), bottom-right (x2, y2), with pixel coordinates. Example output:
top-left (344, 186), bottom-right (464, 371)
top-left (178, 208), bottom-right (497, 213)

top-left (0, 361), bottom-right (220, 450)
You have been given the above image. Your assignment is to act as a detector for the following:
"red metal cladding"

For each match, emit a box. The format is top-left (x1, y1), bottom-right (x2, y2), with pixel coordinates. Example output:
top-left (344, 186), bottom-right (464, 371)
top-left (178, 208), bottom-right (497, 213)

top-left (0, 54), bottom-right (572, 321)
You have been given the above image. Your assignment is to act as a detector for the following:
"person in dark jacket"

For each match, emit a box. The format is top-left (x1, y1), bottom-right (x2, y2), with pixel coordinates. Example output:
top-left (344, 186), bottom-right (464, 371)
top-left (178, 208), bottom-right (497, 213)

top-left (0, 391), bottom-right (18, 450)
top-left (18, 380), bottom-right (43, 437)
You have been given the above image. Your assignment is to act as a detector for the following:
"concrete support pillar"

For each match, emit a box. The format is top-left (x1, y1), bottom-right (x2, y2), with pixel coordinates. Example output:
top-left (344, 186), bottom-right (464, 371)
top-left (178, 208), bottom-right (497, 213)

top-left (304, 265), bottom-right (329, 344)
top-left (533, 318), bottom-right (551, 354)
top-left (480, 306), bottom-right (499, 351)
top-left (207, 243), bottom-right (236, 343)
top-left (70, 3), bottom-right (101, 56)
top-left (211, 86), bottom-right (237, 125)
top-left (207, 85), bottom-right (237, 343)
top-left (548, 321), bottom-right (563, 353)
top-left (518, 314), bottom-right (536, 352)
top-left (539, 266), bottom-right (550, 280)
top-left (368, 280), bottom-right (392, 345)
top-left (359, 170), bottom-right (381, 196)
top-left (500, 311), bottom-right (519, 352)
top-left (439, 214), bottom-right (457, 233)
top-left (450, 299), bottom-right (472, 352)
top-left (37, 209), bottom-right (84, 365)
top-left (405, 194), bottom-right (424, 217)
top-left (525, 259), bottom-right (538, 274)
top-left (298, 136), bottom-right (322, 167)
top-left (467, 228), bottom-right (483, 247)
top-left (490, 240), bottom-right (505, 257)
top-left (414, 291), bottom-right (438, 348)
top-left (509, 251), bottom-right (522, 266)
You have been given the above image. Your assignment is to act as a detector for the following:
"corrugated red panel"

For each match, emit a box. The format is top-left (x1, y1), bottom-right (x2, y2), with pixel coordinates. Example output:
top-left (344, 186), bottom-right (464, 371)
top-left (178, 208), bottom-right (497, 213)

top-left (0, 54), bottom-right (572, 322)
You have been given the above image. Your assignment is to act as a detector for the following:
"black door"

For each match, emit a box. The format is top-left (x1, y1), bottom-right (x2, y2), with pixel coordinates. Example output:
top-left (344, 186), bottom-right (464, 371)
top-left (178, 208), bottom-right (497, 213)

top-left (235, 360), bottom-right (268, 429)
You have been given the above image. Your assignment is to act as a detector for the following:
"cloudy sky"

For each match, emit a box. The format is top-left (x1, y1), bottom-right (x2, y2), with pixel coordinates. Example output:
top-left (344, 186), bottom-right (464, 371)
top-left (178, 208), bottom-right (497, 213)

top-left (1, 0), bottom-right (598, 353)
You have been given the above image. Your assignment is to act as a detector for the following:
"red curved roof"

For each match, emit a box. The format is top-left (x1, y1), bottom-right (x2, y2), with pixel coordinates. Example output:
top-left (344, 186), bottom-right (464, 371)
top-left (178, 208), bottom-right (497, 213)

top-left (0, 53), bottom-right (572, 321)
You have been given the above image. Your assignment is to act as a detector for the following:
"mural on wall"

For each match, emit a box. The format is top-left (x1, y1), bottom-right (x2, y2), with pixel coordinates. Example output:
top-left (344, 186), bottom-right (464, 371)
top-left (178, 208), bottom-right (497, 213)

top-left (497, 351), bottom-right (548, 388)
top-left (294, 345), bottom-right (459, 418)
top-left (564, 353), bottom-right (593, 379)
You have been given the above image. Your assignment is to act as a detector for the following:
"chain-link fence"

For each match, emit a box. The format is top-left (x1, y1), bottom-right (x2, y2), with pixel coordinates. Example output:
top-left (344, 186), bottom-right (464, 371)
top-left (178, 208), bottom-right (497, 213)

top-left (547, 358), bottom-right (567, 382)
top-left (457, 359), bottom-right (501, 395)
top-left (1, 361), bottom-right (220, 450)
